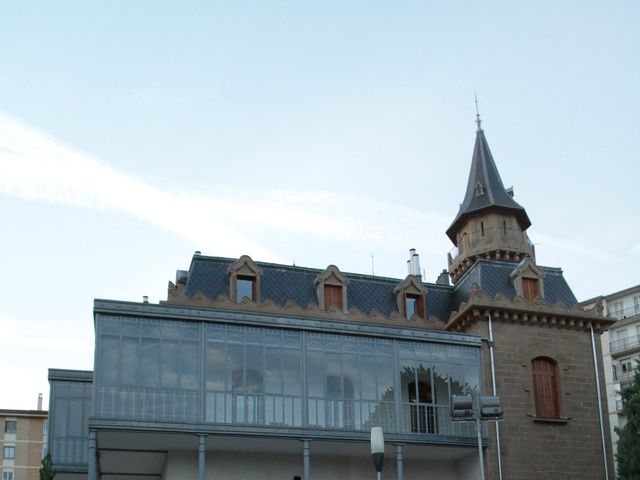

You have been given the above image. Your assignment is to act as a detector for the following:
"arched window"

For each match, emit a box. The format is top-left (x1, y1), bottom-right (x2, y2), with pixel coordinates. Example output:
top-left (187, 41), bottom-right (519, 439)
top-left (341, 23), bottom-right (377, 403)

top-left (532, 357), bottom-right (560, 418)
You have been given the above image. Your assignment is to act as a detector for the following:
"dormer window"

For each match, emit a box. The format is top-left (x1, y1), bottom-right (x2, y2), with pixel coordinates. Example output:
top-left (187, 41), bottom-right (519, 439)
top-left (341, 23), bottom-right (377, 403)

top-left (522, 278), bottom-right (540, 302)
top-left (324, 284), bottom-right (343, 310)
top-left (315, 265), bottom-right (350, 313)
top-left (236, 275), bottom-right (256, 302)
top-left (227, 255), bottom-right (263, 304)
top-left (394, 276), bottom-right (427, 321)
top-left (474, 182), bottom-right (485, 197)
top-left (510, 258), bottom-right (545, 302)
top-left (405, 293), bottom-right (425, 320)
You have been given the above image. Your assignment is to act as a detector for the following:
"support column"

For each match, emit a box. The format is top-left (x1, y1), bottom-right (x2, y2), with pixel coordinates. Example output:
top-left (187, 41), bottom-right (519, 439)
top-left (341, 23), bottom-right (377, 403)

top-left (198, 434), bottom-right (207, 480)
top-left (301, 439), bottom-right (311, 480)
top-left (394, 444), bottom-right (404, 480)
top-left (88, 430), bottom-right (97, 480)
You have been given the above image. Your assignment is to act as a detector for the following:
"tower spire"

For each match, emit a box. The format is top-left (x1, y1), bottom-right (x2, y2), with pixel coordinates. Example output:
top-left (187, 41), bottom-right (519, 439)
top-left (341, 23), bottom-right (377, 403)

top-left (474, 93), bottom-right (482, 131)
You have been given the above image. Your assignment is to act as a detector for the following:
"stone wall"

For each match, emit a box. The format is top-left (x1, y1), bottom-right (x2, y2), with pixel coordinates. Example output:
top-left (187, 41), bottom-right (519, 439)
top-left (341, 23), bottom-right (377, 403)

top-left (466, 320), bottom-right (615, 480)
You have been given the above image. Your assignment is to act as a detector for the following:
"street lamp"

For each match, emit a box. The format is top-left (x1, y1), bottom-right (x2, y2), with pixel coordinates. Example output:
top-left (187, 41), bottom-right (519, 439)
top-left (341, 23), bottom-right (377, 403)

top-left (451, 394), bottom-right (503, 480)
top-left (370, 427), bottom-right (384, 480)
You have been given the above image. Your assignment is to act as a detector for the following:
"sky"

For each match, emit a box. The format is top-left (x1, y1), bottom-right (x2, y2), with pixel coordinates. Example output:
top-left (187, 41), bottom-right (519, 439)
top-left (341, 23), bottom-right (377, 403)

top-left (0, 1), bottom-right (638, 410)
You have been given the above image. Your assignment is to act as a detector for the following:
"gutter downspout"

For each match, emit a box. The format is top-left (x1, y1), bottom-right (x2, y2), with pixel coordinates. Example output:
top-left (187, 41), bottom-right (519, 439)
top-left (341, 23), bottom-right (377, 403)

top-left (488, 314), bottom-right (504, 480)
top-left (590, 324), bottom-right (610, 480)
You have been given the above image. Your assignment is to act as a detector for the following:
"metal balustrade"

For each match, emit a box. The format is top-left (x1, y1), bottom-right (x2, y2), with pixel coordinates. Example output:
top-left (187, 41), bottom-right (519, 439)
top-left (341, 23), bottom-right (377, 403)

top-left (95, 386), bottom-right (200, 423)
top-left (610, 334), bottom-right (640, 355)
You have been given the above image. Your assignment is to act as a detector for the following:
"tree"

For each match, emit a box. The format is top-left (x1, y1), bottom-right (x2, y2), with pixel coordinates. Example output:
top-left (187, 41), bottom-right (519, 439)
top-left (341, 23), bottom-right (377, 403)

top-left (39, 452), bottom-right (56, 480)
top-left (615, 360), bottom-right (640, 480)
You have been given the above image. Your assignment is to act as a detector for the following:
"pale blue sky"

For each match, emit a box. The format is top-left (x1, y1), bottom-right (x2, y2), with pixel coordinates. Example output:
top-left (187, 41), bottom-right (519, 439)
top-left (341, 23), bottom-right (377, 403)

top-left (0, 1), bottom-right (638, 408)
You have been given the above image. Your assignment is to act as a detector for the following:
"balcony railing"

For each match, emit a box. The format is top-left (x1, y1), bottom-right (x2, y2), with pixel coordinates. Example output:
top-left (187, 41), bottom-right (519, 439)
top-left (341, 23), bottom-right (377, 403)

top-left (610, 334), bottom-right (640, 355)
top-left (608, 304), bottom-right (640, 320)
top-left (95, 386), bottom-right (477, 438)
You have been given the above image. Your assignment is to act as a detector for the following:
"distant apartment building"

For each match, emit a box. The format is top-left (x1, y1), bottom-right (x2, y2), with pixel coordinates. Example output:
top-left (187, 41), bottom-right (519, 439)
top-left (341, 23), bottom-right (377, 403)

top-left (581, 284), bottom-right (640, 474)
top-left (0, 403), bottom-right (48, 480)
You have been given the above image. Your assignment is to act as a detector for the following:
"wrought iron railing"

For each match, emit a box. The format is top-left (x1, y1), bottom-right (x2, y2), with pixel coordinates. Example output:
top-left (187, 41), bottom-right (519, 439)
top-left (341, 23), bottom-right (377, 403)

top-left (610, 334), bottom-right (640, 355)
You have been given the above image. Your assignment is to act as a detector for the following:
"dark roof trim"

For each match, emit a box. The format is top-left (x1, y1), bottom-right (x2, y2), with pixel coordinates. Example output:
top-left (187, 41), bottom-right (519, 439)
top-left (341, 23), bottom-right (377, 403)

top-left (94, 299), bottom-right (482, 347)
top-left (48, 369), bottom-right (93, 382)
top-left (0, 409), bottom-right (48, 416)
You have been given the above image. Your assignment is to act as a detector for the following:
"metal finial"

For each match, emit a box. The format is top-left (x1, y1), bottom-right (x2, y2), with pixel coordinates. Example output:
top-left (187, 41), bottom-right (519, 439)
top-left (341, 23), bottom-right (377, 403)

top-left (474, 93), bottom-right (482, 130)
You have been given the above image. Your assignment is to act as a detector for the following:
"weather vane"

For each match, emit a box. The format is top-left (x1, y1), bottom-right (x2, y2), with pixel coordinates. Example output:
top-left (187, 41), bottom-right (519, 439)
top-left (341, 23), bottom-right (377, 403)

top-left (474, 93), bottom-right (482, 130)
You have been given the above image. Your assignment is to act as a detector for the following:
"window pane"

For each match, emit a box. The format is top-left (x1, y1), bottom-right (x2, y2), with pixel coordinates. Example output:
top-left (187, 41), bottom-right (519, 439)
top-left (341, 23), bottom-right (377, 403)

top-left (361, 356), bottom-right (377, 400)
top-left (207, 343), bottom-right (225, 391)
top-left (181, 341), bottom-right (199, 390)
top-left (282, 349), bottom-right (302, 396)
top-left (53, 399), bottom-right (68, 435)
top-left (121, 338), bottom-right (138, 385)
top-left (376, 357), bottom-right (394, 402)
top-left (405, 296), bottom-right (417, 318)
top-left (227, 345), bottom-right (244, 391)
top-left (449, 365), bottom-right (465, 397)
top-left (433, 366), bottom-right (449, 405)
top-left (236, 278), bottom-right (254, 302)
top-left (264, 348), bottom-right (282, 394)
top-left (245, 346), bottom-right (263, 393)
top-left (307, 351), bottom-right (325, 397)
top-left (161, 340), bottom-right (179, 388)
top-left (400, 361), bottom-right (416, 402)
top-left (99, 335), bottom-right (119, 384)
top-left (140, 339), bottom-right (160, 387)
top-left (4, 421), bottom-right (16, 433)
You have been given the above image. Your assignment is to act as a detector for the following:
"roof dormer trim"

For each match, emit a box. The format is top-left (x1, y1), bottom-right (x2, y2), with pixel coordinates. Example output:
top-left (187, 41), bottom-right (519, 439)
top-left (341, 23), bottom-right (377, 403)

top-left (510, 257), bottom-right (545, 301)
top-left (228, 255), bottom-right (263, 303)
top-left (394, 275), bottom-right (428, 320)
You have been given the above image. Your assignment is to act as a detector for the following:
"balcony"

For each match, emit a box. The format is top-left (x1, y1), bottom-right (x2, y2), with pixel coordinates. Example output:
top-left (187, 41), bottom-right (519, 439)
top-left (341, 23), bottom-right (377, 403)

top-left (610, 334), bottom-right (640, 356)
top-left (608, 304), bottom-right (640, 321)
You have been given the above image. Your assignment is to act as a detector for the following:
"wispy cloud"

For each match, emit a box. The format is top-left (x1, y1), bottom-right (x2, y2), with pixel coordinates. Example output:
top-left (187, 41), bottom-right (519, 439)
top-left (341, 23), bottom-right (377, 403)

top-left (0, 312), bottom-right (91, 352)
top-left (0, 112), bottom-right (279, 261)
top-left (0, 112), bottom-right (451, 274)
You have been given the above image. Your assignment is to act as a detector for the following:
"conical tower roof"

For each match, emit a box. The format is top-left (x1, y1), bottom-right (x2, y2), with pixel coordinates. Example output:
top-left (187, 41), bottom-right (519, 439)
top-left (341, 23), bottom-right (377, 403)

top-left (446, 126), bottom-right (531, 244)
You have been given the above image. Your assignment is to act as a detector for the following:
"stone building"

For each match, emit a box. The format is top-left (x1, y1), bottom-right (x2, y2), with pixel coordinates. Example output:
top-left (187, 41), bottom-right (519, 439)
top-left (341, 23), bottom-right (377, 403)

top-left (1, 405), bottom-right (48, 480)
top-left (47, 122), bottom-right (614, 479)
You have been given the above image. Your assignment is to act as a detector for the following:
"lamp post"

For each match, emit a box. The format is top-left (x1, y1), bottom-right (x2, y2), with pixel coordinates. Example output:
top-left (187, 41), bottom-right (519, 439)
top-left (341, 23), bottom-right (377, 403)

top-left (451, 394), bottom-right (503, 480)
top-left (370, 427), bottom-right (385, 480)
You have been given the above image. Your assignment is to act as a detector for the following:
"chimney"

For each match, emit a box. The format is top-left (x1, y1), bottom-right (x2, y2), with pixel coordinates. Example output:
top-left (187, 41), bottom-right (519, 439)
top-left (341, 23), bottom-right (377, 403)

top-left (37, 393), bottom-right (43, 410)
top-left (142, 296), bottom-right (149, 304)
top-left (407, 249), bottom-right (422, 278)
top-left (436, 269), bottom-right (450, 286)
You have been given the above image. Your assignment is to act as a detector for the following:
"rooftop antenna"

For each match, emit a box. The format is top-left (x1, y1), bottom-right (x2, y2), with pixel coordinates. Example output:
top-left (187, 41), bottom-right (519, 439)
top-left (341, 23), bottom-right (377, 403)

top-left (474, 92), bottom-right (482, 130)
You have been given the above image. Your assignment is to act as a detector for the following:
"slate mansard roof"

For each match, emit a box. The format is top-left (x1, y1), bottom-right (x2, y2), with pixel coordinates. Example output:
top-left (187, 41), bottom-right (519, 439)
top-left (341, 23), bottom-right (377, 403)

top-left (177, 254), bottom-right (579, 323)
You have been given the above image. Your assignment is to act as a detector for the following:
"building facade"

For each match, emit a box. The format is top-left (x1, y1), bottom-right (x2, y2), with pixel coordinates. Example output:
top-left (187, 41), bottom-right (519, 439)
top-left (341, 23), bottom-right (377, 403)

top-left (48, 123), bottom-right (614, 479)
top-left (581, 284), bottom-right (640, 475)
top-left (1, 407), bottom-right (48, 480)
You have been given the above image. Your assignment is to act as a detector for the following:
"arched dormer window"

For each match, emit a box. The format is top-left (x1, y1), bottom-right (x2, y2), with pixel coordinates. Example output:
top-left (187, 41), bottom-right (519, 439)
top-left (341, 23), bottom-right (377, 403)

top-left (315, 265), bottom-right (350, 313)
top-left (510, 258), bottom-right (545, 302)
top-left (531, 357), bottom-right (560, 419)
top-left (394, 276), bottom-right (427, 321)
top-left (228, 255), bottom-right (263, 303)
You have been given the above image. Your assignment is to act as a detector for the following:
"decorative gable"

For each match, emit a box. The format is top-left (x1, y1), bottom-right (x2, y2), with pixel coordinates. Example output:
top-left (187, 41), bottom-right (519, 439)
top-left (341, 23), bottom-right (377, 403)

top-left (510, 258), bottom-right (545, 302)
top-left (315, 265), bottom-right (350, 313)
top-left (394, 275), bottom-right (428, 320)
top-left (227, 255), bottom-right (263, 303)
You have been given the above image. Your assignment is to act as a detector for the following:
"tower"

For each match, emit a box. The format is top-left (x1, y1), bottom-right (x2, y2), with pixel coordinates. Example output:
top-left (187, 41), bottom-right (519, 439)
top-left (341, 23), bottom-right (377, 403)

top-left (446, 122), bottom-right (534, 283)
